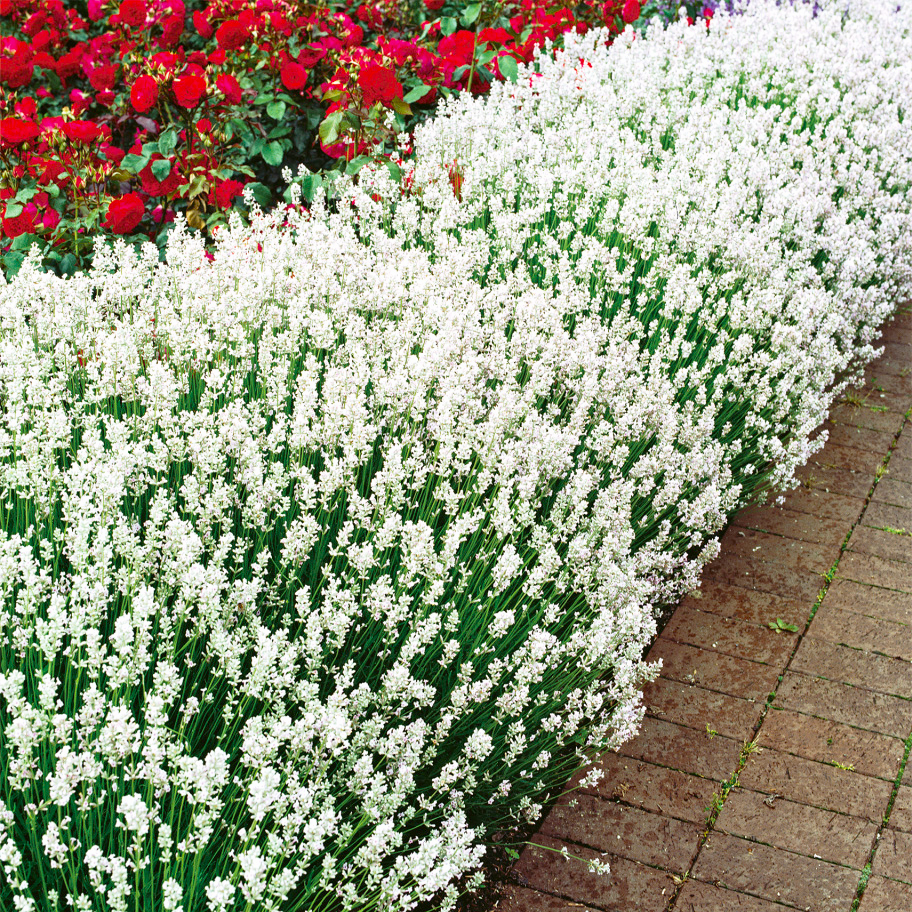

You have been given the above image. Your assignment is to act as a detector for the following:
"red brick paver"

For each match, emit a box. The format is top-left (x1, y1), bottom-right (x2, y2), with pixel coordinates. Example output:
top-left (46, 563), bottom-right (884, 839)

top-left (495, 307), bottom-right (912, 912)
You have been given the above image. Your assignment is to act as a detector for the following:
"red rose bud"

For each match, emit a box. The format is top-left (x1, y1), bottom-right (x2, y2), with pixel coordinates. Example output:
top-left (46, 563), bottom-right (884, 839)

top-left (216, 20), bottom-right (248, 51)
top-left (215, 73), bottom-right (242, 105)
top-left (280, 61), bottom-right (307, 91)
top-left (119, 0), bottom-right (147, 28)
top-left (0, 118), bottom-right (41, 145)
top-left (172, 74), bottom-right (206, 108)
top-left (622, 0), bottom-right (640, 23)
top-left (104, 193), bottom-right (145, 234)
top-left (130, 75), bottom-right (159, 113)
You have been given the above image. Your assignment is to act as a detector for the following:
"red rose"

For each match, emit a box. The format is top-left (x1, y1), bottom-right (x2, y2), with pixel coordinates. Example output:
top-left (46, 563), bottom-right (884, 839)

top-left (160, 14), bottom-right (184, 48)
top-left (69, 89), bottom-right (91, 117)
top-left (0, 118), bottom-right (41, 145)
top-left (2, 210), bottom-right (34, 239)
top-left (479, 27), bottom-right (512, 45)
top-left (438, 30), bottom-right (476, 67)
top-left (213, 178), bottom-right (245, 210)
top-left (621, 0), bottom-right (640, 23)
top-left (54, 47), bottom-right (84, 80)
top-left (14, 96), bottom-right (37, 118)
top-left (424, 0), bottom-right (444, 9)
top-left (297, 46), bottom-right (327, 68)
top-left (37, 159), bottom-right (68, 187)
top-left (130, 75), bottom-right (159, 113)
top-left (280, 61), bottom-right (307, 91)
top-left (193, 10), bottom-right (213, 38)
top-left (41, 206), bottom-right (61, 232)
top-left (357, 62), bottom-right (403, 109)
top-left (356, 4), bottom-right (382, 30)
top-left (89, 64), bottom-right (118, 91)
top-left (119, 0), bottom-right (146, 28)
top-left (62, 121), bottom-right (103, 143)
top-left (344, 24), bottom-right (364, 48)
top-left (2, 60), bottom-right (33, 89)
top-left (103, 193), bottom-right (145, 234)
top-left (139, 155), bottom-right (182, 196)
top-left (172, 74), bottom-right (206, 108)
top-left (216, 20), bottom-right (248, 51)
top-left (215, 73), bottom-right (242, 105)
top-left (101, 143), bottom-right (126, 164)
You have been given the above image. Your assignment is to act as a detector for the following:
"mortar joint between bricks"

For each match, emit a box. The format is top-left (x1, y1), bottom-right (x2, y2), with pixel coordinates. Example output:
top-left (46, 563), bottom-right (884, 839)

top-left (662, 397), bottom-right (912, 912)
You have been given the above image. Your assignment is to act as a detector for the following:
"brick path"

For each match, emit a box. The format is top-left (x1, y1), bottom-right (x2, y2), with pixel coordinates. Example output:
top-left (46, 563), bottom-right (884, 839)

top-left (495, 305), bottom-right (912, 912)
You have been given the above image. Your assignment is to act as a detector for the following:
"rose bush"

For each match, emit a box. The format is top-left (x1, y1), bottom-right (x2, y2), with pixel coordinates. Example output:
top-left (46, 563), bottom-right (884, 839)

top-left (0, 0), bottom-right (676, 277)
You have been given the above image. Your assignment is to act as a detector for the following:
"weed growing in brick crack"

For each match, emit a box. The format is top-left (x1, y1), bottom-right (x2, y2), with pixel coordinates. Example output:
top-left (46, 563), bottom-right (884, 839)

top-left (850, 862), bottom-right (873, 912)
top-left (768, 618), bottom-right (799, 633)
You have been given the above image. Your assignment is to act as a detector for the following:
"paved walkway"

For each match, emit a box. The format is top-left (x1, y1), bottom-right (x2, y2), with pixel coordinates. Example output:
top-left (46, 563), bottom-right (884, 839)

top-left (495, 304), bottom-right (912, 912)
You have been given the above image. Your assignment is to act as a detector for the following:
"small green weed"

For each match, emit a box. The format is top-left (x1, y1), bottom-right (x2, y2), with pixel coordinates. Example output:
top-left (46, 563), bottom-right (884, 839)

top-left (768, 618), bottom-right (798, 633)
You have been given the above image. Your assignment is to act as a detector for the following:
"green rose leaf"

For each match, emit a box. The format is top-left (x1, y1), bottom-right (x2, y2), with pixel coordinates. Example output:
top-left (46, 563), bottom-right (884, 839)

top-left (120, 153), bottom-right (149, 173)
top-left (246, 182), bottom-right (272, 207)
top-left (158, 129), bottom-right (178, 157)
top-left (461, 3), bottom-right (481, 26)
top-left (499, 55), bottom-right (519, 83)
top-left (318, 110), bottom-right (344, 146)
top-left (267, 100), bottom-right (287, 120)
top-left (298, 173), bottom-right (322, 203)
top-left (1, 251), bottom-right (26, 278)
top-left (10, 233), bottom-right (39, 251)
top-left (345, 155), bottom-right (371, 176)
top-left (151, 159), bottom-right (172, 181)
top-left (404, 83), bottom-right (433, 104)
top-left (261, 141), bottom-right (284, 166)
